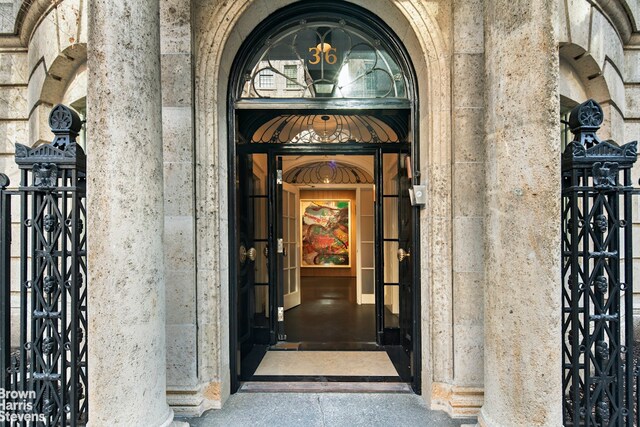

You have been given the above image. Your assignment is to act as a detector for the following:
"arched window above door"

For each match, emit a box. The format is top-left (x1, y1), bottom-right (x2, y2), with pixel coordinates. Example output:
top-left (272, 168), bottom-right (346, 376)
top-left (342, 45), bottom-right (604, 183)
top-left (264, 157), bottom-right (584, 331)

top-left (240, 16), bottom-right (409, 99)
top-left (250, 114), bottom-right (402, 144)
top-left (283, 161), bottom-right (374, 184)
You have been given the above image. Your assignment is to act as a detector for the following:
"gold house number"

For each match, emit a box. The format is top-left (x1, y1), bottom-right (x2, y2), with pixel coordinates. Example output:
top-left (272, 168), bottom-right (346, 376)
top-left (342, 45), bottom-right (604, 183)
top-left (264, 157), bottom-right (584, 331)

top-left (309, 44), bottom-right (337, 65)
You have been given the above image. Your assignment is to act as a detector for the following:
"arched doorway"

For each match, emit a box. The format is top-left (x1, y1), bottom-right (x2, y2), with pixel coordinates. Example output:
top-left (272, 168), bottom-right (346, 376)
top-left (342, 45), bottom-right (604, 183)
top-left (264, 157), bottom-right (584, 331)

top-left (228, 1), bottom-right (421, 393)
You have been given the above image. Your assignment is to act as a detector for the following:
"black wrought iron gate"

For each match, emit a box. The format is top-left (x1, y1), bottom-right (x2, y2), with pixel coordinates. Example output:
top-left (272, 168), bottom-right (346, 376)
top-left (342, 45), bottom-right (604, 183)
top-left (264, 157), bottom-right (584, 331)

top-left (0, 104), bottom-right (87, 426)
top-left (562, 99), bottom-right (639, 426)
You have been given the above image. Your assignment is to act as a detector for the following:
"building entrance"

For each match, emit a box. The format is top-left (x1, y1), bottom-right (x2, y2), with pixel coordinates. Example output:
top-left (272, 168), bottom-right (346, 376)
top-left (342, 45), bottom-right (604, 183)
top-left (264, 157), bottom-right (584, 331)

top-left (228, 2), bottom-right (421, 394)
top-left (277, 155), bottom-right (377, 346)
top-left (233, 146), bottom-right (416, 389)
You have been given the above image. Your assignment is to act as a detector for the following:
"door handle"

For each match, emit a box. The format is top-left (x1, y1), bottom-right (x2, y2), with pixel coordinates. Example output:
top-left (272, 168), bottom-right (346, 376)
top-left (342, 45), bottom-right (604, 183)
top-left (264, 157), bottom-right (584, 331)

top-left (397, 248), bottom-right (410, 262)
top-left (240, 245), bottom-right (257, 264)
top-left (264, 245), bottom-right (269, 259)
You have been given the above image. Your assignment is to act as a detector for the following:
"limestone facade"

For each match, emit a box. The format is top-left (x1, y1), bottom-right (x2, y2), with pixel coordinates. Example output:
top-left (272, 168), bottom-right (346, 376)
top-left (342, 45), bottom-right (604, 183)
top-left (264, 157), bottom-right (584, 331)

top-left (0, 0), bottom-right (638, 425)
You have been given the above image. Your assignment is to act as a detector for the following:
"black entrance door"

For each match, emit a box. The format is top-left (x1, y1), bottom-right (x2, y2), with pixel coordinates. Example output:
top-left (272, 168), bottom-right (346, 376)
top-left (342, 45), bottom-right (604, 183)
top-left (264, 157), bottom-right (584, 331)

top-left (398, 154), bottom-right (419, 392)
top-left (232, 148), bottom-right (418, 390)
top-left (376, 152), bottom-right (419, 392)
top-left (269, 155), bottom-right (287, 342)
top-left (231, 153), bottom-right (265, 392)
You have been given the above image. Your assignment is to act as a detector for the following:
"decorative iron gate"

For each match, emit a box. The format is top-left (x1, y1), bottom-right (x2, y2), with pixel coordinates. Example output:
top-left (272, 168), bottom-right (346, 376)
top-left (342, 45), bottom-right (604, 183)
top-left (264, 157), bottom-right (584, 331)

top-left (562, 99), bottom-right (638, 426)
top-left (0, 104), bottom-right (87, 425)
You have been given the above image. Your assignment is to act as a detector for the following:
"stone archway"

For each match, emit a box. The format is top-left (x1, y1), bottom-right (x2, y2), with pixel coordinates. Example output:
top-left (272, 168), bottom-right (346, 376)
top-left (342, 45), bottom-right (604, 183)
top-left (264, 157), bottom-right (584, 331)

top-left (192, 0), bottom-right (451, 410)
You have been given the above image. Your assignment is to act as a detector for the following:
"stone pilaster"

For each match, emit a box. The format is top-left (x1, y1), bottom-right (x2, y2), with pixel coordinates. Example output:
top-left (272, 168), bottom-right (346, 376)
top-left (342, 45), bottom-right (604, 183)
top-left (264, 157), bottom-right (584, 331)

top-left (87, 1), bottom-right (173, 426)
top-left (480, 1), bottom-right (561, 426)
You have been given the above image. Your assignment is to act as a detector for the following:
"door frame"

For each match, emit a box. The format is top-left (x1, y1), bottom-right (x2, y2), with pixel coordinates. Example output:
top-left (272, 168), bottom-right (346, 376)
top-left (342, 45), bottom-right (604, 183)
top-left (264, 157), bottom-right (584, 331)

top-left (227, 1), bottom-right (421, 394)
top-left (281, 181), bottom-right (301, 311)
top-left (295, 182), bottom-right (376, 305)
top-left (230, 145), bottom-right (420, 391)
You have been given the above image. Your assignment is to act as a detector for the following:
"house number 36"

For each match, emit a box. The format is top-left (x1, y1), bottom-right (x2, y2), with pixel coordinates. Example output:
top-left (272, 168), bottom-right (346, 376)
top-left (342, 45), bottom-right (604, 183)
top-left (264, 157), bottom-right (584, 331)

top-left (309, 46), bottom-right (337, 65)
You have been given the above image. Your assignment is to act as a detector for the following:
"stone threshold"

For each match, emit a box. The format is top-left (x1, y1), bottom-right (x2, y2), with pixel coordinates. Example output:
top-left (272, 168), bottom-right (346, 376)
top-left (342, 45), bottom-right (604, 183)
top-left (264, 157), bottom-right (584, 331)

top-left (239, 381), bottom-right (413, 393)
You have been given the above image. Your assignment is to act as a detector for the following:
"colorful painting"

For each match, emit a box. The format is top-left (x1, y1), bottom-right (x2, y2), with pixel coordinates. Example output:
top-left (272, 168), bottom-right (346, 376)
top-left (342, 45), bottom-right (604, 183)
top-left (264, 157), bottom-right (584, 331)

top-left (301, 199), bottom-right (350, 267)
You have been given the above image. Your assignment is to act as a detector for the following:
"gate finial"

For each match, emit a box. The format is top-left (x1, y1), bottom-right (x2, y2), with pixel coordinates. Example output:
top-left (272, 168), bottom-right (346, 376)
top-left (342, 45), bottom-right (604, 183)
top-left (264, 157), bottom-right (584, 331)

top-left (48, 104), bottom-right (82, 149)
top-left (568, 99), bottom-right (604, 148)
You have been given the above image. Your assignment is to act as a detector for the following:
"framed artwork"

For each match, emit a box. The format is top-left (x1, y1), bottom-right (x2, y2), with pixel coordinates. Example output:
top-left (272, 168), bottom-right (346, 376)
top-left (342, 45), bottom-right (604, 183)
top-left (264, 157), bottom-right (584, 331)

top-left (300, 199), bottom-right (350, 267)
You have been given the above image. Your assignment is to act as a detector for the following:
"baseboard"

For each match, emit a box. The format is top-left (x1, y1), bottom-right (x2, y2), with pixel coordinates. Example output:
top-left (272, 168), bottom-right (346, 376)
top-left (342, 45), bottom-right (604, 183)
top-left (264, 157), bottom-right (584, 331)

top-left (360, 294), bottom-right (375, 304)
top-left (167, 382), bottom-right (224, 417)
top-left (431, 382), bottom-right (483, 419)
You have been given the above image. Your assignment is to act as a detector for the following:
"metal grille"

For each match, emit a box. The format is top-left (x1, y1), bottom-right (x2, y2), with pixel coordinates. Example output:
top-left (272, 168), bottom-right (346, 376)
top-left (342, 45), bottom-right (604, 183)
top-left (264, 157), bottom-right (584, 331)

top-left (240, 17), bottom-right (408, 99)
top-left (1, 104), bottom-right (87, 426)
top-left (283, 160), bottom-right (373, 184)
top-left (562, 99), bottom-right (638, 426)
top-left (251, 114), bottom-right (400, 144)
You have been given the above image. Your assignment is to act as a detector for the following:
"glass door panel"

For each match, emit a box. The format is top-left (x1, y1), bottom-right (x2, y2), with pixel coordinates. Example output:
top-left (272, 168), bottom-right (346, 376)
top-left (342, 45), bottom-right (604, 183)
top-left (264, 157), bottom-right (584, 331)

top-left (384, 286), bottom-right (400, 328)
top-left (251, 154), bottom-right (270, 339)
top-left (235, 152), bottom-right (268, 387)
top-left (397, 153), bottom-right (416, 391)
top-left (360, 188), bottom-right (375, 297)
top-left (283, 182), bottom-right (300, 310)
top-left (379, 153), bottom-right (401, 342)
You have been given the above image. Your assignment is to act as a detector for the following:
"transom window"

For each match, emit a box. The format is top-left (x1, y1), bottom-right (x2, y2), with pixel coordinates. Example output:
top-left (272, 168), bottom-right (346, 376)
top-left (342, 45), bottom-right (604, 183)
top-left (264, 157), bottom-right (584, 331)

top-left (241, 17), bottom-right (409, 99)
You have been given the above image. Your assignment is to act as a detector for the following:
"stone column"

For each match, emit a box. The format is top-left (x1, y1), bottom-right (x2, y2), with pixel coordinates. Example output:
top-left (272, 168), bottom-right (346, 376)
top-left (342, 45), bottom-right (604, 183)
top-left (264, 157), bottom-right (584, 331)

top-left (480, 1), bottom-right (561, 426)
top-left (87, 1), bottom-right (173, 426)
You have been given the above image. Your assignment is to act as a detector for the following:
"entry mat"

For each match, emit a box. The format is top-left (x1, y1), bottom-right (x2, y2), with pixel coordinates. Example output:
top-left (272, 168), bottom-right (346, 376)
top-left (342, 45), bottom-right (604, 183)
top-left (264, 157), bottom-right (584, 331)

top-left (253, 351), bottom-right (399, 378)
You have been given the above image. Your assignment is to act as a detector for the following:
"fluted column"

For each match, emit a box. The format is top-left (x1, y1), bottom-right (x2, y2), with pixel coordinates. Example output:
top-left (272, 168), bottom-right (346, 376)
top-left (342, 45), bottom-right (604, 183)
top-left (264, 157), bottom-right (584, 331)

top-left (87, 1), bottom-right (172, 425)
top-left (480, 1), bottom-right (562, 426)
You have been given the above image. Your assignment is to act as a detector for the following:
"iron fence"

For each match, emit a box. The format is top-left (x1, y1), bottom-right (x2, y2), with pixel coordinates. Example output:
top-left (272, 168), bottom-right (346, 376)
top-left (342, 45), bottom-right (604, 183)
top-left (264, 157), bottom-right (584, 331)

top-left (0, 104), bottom-right (87, 426)
top-left (2, 101), bottom-right (640, 426)
top-left (562, 99), bottom-right (639, 426)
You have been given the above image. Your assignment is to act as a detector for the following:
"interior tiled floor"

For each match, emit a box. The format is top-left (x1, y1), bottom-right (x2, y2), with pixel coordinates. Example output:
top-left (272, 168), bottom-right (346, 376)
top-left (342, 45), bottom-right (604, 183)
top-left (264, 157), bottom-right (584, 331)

top-left (284, 276), bottom-right (377, 343)
top-left (254, 351), bottom-right (399, 377)
top-left (250, 276), bottom-right (404, 381)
